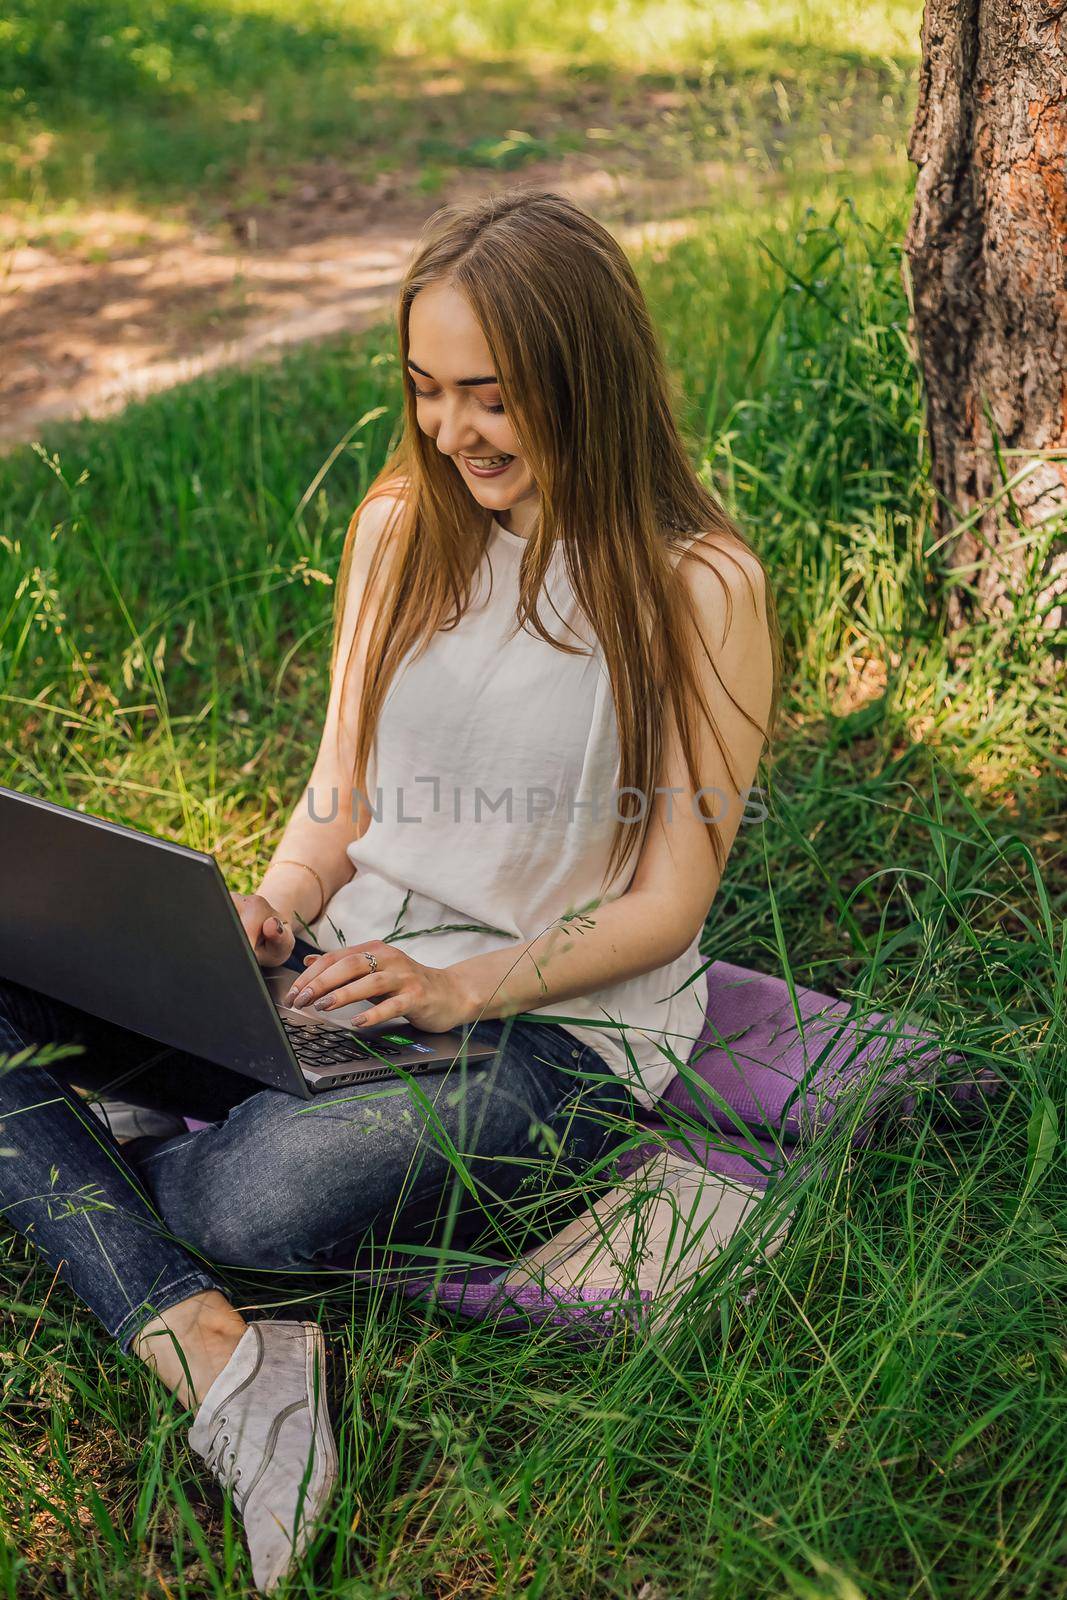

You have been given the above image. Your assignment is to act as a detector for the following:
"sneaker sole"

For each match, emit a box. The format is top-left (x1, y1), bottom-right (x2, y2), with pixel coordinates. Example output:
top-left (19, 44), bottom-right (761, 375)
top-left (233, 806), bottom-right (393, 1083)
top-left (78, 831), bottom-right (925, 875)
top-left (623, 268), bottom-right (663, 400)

top-left (262, 1323), bottom-right (339, 1591)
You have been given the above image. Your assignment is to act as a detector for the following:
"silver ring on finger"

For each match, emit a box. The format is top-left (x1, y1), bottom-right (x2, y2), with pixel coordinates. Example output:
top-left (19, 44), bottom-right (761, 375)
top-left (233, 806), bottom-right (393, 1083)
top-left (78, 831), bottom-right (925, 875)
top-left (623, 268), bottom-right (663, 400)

top-left (365, 950), bottom-right (378, 973)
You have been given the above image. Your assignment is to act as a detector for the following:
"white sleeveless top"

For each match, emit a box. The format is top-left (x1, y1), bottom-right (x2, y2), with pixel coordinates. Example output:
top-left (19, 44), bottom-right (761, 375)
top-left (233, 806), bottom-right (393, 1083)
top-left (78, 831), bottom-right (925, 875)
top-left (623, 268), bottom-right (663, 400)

top-left (313, 508), bottom-right (707, 1109)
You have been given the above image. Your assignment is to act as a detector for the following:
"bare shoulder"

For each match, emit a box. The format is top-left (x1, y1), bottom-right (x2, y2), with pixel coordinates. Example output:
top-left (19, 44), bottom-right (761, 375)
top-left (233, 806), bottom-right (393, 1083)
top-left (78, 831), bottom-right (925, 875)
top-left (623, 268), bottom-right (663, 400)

top-left (673, 530), bottom-right (769, 649)
top-left (348, 479), bottom-right (410, 549)
top-left (341, 481), bottom-right (409, 595)
top-left (332, 481), bottom-right (410, 652)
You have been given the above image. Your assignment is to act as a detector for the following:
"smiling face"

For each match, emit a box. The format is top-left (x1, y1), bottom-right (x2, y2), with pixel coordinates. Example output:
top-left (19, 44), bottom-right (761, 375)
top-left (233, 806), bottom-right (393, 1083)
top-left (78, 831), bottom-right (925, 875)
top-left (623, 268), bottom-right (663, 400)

top-left (406, 280), bottom-right (541, 538)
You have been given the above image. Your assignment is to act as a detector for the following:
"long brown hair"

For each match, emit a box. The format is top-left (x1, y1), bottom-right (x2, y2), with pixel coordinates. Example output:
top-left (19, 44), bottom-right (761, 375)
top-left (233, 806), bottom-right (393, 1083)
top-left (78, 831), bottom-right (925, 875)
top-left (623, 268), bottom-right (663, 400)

top-left (332, 187), bottom-right (781, 898)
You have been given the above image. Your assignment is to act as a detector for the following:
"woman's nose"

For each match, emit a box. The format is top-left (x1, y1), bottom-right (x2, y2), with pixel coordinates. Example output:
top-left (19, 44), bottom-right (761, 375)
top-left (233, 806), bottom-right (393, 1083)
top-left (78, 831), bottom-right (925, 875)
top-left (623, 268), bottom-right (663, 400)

top-left (433, 398), bottom-right (479, 457)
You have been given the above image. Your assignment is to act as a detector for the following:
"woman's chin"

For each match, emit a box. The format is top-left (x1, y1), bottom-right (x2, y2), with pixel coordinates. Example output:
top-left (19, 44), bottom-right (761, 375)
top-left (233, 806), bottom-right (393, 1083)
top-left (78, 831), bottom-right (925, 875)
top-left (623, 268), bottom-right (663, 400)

top-left (467, 482), bottom-right (525, 512)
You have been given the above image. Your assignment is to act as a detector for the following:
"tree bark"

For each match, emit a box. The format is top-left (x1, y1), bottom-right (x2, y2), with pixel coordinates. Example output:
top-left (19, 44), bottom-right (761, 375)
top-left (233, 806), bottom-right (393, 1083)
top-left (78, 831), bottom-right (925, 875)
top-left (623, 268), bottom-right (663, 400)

top-left (905, 0), bottom-right (1067, 633)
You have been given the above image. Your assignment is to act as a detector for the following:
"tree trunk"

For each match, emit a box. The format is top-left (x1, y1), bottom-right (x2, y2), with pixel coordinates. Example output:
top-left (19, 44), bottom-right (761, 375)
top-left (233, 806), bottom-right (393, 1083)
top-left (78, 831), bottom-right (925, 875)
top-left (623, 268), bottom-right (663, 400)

top-left (904, 0), bottom-right (1067, 634)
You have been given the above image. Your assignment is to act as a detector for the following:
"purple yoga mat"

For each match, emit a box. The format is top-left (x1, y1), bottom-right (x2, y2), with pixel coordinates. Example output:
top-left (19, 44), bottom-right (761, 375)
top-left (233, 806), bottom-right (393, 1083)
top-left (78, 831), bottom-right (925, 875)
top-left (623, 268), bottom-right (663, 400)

top-left (393, 1268), bottom-right (651, 1337)
top-left (658, 961), bottom-right (990, 1146)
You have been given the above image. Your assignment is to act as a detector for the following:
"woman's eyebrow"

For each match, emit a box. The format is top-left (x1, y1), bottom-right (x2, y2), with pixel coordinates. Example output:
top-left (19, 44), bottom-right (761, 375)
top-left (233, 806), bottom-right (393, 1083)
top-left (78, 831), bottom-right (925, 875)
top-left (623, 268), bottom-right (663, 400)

top-left (406, 359), bottom-right (498, 387)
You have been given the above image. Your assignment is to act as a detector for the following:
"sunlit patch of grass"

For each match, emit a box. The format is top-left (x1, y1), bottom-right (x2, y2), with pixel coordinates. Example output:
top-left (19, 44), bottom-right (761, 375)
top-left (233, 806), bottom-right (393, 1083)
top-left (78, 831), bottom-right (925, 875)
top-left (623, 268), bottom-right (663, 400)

top-left (2, 0), bottom-right (921, 217)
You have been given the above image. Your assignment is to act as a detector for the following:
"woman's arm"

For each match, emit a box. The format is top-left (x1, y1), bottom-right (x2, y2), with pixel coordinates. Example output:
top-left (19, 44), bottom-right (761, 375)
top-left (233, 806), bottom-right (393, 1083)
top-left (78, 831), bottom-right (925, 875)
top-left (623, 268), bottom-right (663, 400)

top-left (449, 536), bottom-right (774, 1024)
top-left (253, 494), bottom-right (404, 935)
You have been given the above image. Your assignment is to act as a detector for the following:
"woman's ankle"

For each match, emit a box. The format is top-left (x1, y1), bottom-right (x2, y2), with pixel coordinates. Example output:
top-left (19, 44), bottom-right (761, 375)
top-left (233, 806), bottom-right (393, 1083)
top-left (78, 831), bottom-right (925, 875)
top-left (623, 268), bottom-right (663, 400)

top-left (133, 1290), bottom-right (247, 1410)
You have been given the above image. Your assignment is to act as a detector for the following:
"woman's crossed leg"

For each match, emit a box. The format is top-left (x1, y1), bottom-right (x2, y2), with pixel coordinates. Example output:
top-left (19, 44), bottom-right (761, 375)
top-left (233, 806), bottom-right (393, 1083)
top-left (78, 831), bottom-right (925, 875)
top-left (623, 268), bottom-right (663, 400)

top-left (126, 1015), bottom-right (632, 1277)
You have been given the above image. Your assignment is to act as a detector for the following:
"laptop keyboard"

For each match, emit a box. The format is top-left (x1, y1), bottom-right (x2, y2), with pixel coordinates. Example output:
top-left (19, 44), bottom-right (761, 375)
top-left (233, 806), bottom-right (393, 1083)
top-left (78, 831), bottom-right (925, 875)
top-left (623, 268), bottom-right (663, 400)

top-left (281, 1015), bottom-right (426, 1072)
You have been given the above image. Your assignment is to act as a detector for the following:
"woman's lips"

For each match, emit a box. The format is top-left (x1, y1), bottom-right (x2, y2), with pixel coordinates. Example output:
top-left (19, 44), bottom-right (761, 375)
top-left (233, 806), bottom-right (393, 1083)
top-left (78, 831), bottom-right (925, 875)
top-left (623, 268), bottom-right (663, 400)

top-left (462, 455), bottom-right (514, 479)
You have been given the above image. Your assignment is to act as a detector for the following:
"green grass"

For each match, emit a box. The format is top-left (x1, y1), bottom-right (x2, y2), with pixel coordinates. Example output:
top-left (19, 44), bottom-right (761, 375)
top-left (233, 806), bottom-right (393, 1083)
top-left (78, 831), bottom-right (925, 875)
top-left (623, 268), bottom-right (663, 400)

top-left (2, 39), bottom-right (1066, 1600)
top-left (3, 0), bottom-right (920, 217)
top-left (2, 188), bottom-right (1064, 1597)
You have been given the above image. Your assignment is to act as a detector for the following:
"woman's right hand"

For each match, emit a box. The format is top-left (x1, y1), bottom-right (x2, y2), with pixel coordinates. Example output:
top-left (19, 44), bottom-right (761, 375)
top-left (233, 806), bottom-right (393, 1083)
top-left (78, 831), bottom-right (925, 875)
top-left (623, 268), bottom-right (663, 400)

top-left (231, 891), bottom-right (297, 968)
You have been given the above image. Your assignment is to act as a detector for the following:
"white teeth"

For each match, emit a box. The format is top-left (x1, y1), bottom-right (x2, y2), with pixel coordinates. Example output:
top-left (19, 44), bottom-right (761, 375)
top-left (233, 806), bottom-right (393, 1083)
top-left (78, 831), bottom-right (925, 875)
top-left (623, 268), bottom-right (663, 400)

top-left (466, 455), bottom-right (511, 468)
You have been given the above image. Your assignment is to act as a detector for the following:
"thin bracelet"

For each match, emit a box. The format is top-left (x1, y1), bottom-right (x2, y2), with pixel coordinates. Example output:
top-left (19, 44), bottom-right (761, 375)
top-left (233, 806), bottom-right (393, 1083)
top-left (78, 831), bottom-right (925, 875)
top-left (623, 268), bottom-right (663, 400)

top-left (269, 859), bottom-right (326, 924)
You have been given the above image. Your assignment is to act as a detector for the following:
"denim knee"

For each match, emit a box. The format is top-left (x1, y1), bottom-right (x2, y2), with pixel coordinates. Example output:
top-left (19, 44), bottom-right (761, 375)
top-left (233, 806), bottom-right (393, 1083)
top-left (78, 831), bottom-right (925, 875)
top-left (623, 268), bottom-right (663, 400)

top-left (132, 1112), bottom-right (378, 1272)
top-left (135, 1149), bottom-right (319, 1271)
top-left (183, 1203), bottom-right (326, 1272)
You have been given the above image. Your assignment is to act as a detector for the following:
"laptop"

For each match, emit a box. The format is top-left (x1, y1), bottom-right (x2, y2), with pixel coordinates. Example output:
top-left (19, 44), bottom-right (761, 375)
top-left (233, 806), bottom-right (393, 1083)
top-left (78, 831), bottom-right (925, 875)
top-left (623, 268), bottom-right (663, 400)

top-left (0, 785), bottom-right (498, 1099)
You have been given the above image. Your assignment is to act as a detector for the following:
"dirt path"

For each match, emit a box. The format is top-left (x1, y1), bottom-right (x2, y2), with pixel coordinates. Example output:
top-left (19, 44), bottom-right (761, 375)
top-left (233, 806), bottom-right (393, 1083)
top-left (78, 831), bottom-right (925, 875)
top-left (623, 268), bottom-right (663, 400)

top-left (0, 155), bottom-right (715, 450)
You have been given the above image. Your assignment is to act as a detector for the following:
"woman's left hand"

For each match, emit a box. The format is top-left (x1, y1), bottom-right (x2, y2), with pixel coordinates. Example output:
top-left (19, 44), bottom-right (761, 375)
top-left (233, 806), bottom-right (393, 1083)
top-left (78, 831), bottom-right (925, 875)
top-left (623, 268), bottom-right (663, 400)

top-left (283, 940), bottom-right (469, 1034)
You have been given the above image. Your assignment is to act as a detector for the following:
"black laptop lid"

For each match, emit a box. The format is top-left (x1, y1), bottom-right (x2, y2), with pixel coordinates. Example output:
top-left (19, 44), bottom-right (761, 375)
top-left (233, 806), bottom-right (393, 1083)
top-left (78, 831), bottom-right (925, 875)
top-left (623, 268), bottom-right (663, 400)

top-left (0, 786), bottom-right (305, 1095)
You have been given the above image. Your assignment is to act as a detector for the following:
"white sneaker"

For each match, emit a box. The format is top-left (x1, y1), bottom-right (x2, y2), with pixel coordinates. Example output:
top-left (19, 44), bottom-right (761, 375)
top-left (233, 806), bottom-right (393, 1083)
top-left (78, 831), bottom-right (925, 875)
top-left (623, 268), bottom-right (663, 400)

top-left (188, 1321), bottom-right (338, 1593)
top-left (88, 1098), bottom-right (190, 1142)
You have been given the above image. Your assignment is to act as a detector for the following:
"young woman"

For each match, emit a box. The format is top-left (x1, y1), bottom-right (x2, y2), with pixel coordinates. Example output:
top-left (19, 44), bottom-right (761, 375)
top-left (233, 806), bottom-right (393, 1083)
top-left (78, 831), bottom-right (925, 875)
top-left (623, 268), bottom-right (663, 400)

top-left (0, 188), bottom-right (777, 1591)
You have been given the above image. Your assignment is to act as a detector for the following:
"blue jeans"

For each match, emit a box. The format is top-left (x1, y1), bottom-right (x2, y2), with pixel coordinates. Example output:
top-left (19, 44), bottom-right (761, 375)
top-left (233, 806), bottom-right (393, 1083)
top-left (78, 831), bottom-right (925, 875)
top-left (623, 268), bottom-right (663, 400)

top-left (0, 939), bottom-right (635, 1351)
